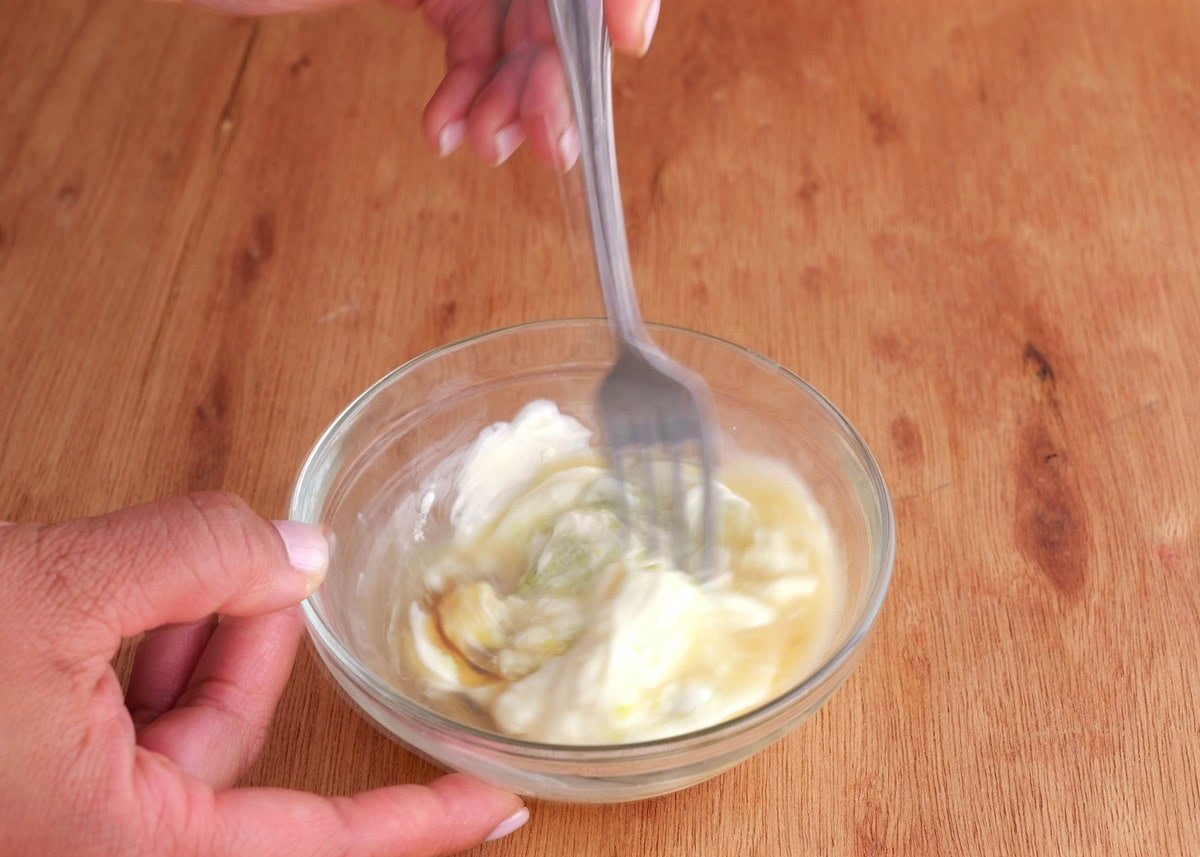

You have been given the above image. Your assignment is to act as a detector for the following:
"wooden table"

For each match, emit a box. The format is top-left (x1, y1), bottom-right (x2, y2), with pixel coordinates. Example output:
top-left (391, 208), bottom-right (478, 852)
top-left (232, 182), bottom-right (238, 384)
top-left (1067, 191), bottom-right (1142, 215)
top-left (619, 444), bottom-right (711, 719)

top-left (3, 0), bottom-right (1198, 853)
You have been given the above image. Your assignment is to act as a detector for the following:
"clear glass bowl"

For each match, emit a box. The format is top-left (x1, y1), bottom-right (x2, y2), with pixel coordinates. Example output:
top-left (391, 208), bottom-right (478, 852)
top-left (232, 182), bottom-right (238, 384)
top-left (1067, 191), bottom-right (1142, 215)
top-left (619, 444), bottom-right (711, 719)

top-left (291, 319), bottom-right (895, 803)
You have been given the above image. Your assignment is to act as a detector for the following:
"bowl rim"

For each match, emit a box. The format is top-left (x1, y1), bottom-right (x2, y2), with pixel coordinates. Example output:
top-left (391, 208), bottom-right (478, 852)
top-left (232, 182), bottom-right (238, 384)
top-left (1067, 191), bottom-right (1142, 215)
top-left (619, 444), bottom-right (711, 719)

top-left (292, 317), bottom-right (896, 758)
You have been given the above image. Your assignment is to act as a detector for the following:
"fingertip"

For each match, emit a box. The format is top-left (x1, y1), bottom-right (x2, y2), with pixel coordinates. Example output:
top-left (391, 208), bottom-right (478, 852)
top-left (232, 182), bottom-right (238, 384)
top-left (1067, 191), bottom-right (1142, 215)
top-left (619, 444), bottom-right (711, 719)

top-left (427, 772), bottom-right (527, 837)
top-left (487, 123), bottom-right (525, 166)
top-left (486, 807), bottom-right (531, 842)
top-left (424, 64), bottom-right (491, 156)
top-left (423, 102), bottom-right (461, 156)
top-left (519, 49), bottom-right (574, 170)
top-left (269, 521), bottom-right (328, 593)
top-left (437, 119), bottom-right (467, 157)
top-left (466, 52), bottom-right (536, 165)
top-left (639, 0), bottom-right (661, 56)
top-left (606, 0), bottom-right (660, 56)
top-left (524, 119), bottom-right (577, 171)
top-left (556, 124), bottom-right (580, 171)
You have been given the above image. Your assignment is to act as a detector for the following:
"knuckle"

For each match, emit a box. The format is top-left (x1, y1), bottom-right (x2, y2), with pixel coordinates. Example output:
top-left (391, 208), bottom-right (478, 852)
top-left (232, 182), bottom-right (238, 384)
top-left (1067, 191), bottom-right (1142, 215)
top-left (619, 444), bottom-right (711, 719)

top-left (184, 490), bottom-right (252, 521)
top-left (177, 492), bottom-right (256, 553)
top-left (187, 675), bottom-right (253, 729)
top-left (169, 492), bottom-right (276, 590)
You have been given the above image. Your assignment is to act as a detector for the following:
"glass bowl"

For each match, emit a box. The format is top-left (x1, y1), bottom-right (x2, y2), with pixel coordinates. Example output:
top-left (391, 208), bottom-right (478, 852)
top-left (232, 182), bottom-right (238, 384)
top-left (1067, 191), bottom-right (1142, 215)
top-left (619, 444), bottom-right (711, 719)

top-left (291, 319), bottom-right (895, 803)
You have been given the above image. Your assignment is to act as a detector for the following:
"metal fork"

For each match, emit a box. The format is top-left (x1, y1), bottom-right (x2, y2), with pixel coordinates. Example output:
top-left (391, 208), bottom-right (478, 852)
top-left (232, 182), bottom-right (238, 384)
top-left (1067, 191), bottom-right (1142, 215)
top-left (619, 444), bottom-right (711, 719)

top-left (549, 0), bottom-right (718, 576)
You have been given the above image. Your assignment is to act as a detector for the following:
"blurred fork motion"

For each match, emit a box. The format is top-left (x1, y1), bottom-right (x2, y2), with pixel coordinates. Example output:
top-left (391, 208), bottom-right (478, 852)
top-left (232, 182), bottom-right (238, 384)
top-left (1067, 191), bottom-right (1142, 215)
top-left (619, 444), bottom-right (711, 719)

top-left (549, 0), bottom-right (719, 576)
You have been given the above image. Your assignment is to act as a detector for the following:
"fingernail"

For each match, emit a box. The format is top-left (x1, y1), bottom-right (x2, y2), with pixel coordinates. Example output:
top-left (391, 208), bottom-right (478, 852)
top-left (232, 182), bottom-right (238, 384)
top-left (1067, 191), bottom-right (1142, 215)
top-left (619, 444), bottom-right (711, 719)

top-left (438, 120), bottom-right (466, 157)
top-left (493, 124), bottom-right (524, 166)
top-left (639, 0), bottom-right (661, 56)
top-left (271, 521), bottom-right (329, 582)
top-left (485, 807), bottom-right (530, 842)
top-left (556, 125), bottom-right (579, 171)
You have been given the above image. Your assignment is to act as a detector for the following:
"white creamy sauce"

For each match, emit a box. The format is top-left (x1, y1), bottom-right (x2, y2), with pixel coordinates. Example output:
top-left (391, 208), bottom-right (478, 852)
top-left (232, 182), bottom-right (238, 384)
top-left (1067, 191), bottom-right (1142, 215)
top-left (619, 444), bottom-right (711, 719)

top-left (386, 401), bottom-right (844, 745)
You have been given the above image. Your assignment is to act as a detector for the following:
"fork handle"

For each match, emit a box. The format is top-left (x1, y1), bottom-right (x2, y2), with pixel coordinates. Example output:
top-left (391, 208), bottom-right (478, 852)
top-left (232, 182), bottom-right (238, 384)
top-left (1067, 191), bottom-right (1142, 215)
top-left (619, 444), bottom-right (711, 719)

top-left (550, 0), bottom-right (647, 347)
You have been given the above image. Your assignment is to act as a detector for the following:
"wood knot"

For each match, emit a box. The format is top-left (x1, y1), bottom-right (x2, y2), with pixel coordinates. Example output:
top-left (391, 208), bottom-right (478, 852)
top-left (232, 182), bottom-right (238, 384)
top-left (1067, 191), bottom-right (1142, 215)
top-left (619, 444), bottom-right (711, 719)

top-left (189, 370), bottom-right (232, 490)
top-left (1014, 424), bottom-right (1089, 597)
top-left (866, 102), bottom-right (903, 146)
top-left (796, 177), bottom-right (821, 203)
top-left (1023, 342), bottom-right (1055, 383)
top-left (870, 332), bottom-right (906, 365)
top-left (56, 183), bottom-right (80, 207)
top-left (233, 213), bottom-right (276, 291)
top-left (437, 298), bottom-right (458, 333)
top-left (194, 371), bottom-right (229, 425)
top-left (889, 414), bottom-right (923, 467)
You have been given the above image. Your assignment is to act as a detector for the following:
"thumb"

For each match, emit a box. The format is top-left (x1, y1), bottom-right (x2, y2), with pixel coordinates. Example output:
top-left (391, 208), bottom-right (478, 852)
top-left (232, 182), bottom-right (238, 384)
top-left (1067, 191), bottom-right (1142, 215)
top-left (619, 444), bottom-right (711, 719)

top-left (25, 492), bottom-right (326, 650)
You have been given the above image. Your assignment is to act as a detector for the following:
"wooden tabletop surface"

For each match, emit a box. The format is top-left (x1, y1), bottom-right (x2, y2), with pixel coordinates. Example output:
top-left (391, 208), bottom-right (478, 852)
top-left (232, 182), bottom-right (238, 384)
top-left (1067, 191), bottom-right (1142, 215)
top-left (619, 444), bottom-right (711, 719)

top-left (3, 0), bottom-right (1199, 853)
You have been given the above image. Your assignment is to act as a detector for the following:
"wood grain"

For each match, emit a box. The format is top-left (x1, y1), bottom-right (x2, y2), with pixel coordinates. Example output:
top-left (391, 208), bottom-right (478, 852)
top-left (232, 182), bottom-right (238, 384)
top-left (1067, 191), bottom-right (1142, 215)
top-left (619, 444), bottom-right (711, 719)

top-left (3, 0), bottom-right (1199, 853)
